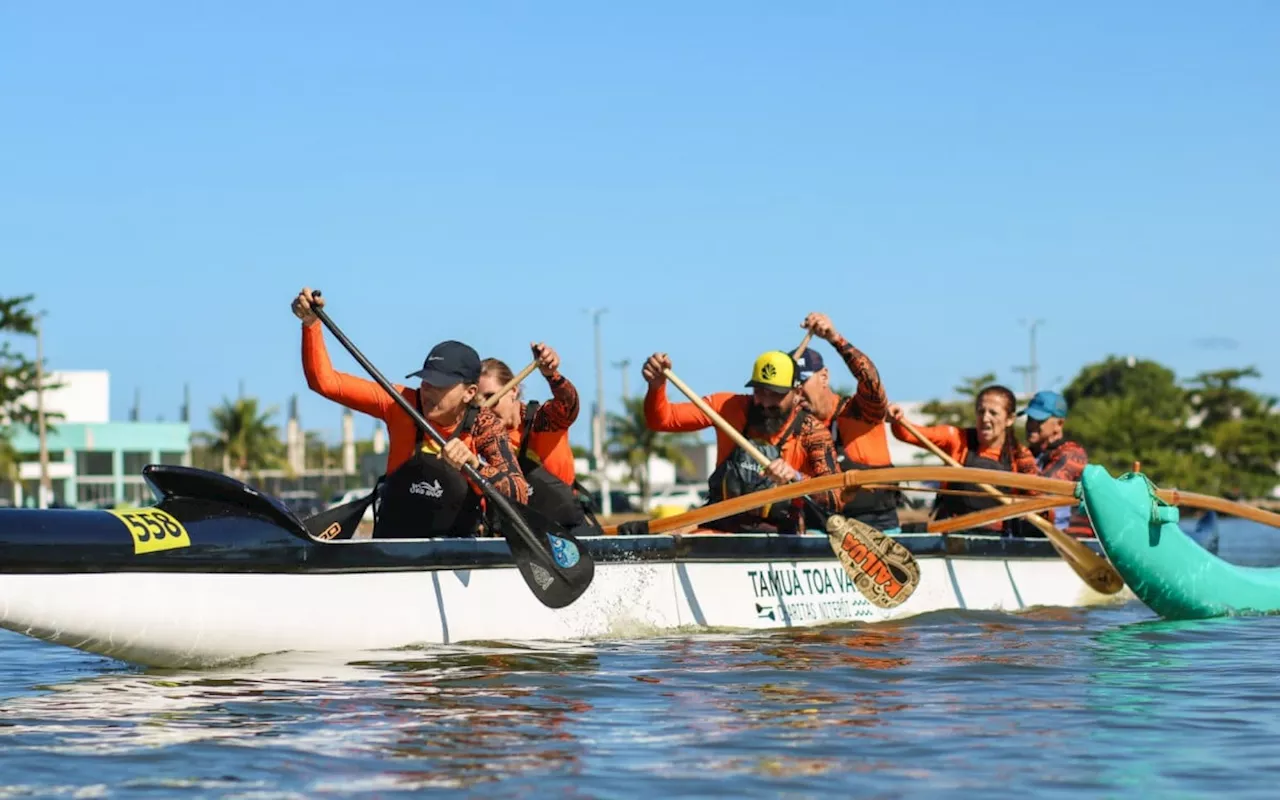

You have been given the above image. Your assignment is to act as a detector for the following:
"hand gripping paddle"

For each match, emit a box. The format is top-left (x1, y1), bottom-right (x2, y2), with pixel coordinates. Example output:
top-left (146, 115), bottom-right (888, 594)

top-left (661, 367), bottom-right (920, 609)
top-left (308, 291), bottom-right (595, 609)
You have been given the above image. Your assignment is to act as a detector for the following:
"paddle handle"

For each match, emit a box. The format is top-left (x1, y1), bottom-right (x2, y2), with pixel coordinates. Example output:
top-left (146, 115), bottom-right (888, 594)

top-left (895, 416), bottom-right (1061, 538)
top-left (662, 369), bottom-right (773, 470)
top-left (481, 359), bottom-right (538, 409)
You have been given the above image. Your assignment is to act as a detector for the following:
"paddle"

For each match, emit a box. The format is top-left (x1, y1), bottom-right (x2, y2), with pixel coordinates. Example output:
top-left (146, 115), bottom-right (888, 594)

top-left (661, 367), bottom-right (920, 609)
top-left (893, 415), bottom-right (1124, 595)
top-left (307, 291), bottom-right (595, 609)
top-left (481, 359), bottom-right (538, 409)
top-left (927, 495), bottom-right (1078, 535)
top-left (606, 466), bottom-right (1085, 533)
top-left (792, 331), bottom-right (814, 360)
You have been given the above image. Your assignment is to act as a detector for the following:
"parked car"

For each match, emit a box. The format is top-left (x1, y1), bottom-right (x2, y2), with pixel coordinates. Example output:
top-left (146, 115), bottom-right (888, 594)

top-left (643, 484), bottom-right (708, 512)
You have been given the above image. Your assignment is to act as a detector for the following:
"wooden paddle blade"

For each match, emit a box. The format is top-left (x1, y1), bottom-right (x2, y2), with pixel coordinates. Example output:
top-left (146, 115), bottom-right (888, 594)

top-left (494, 501), bottom-right (595, 609)
top-left (824, 514), bottom-right (920, 609)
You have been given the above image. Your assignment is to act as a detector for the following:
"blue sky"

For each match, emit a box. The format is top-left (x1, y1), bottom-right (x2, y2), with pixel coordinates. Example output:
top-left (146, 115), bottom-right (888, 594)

top-left (3, 1), bottom-right (1277, 448)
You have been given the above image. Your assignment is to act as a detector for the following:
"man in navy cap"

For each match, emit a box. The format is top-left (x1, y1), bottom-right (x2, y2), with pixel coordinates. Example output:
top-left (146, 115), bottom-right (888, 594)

top-left (293, 287), bottom-right (529, 537)
top-left (1019, 390), bottom-right (1094, 537)
top-left (793, 312), bottom-right (897, 533)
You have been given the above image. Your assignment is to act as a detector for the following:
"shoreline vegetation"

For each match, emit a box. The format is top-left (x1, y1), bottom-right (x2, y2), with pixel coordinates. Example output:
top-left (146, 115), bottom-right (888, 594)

top-left (2, 293), bottom-right (1278, 513)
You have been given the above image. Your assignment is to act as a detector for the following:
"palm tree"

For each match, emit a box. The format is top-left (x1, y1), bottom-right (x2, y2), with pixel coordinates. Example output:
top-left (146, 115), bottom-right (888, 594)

top-left (606, 397), bottom-right (697, 507)
top-left (195, 397), bottom-right (285, 479)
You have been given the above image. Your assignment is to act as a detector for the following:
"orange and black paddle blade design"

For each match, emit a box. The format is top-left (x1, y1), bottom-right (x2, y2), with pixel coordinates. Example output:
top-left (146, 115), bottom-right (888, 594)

top-left (825, 514), bottom-right (920, 609)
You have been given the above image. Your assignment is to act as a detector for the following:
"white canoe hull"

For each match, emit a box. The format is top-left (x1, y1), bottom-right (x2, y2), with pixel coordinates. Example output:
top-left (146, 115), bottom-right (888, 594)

top-left (0, 538), bottom-right (1130, 669)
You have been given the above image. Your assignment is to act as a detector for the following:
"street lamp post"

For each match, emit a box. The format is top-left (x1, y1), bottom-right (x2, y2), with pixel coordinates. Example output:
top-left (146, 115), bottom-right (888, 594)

top-left (1013, 318), bottom-right (1045, 398)
top-left (612, 358), bottom-right (632, 402)
top-left (34, 312), bottom-right (51, 509)
top-left (585, 308), bottom-right (612, 516)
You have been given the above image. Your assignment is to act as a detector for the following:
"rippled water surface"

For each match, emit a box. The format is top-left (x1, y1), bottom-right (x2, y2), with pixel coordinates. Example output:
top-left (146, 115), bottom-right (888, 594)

top-left (1, 520), bottom-right (1278, 797)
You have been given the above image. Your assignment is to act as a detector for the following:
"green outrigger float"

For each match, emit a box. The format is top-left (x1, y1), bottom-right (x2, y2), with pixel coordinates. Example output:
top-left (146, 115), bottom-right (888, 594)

top-left (1080, 463), bottom-right (1280, 620)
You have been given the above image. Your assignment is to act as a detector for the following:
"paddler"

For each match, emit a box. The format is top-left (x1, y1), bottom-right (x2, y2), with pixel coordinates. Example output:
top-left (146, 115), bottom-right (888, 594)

top-left (887, 385), bottom-right (1038, 535)
top-left (1020, 390), bottom-right (1094, 537)
top-left (478, 346), bottom-right (594, 529)
top-left (641, 350), bottom-right (840, 533)
top-left (292, 288), bottom-right (529, 538)
top-left (793, 312), bottom-right (900, 534)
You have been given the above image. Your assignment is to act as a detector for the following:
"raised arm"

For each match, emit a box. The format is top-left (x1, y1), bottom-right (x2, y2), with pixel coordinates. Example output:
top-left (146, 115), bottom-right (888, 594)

top-left (886, 405), bottom-right (966, 461)
top-left (800, 312), bottom-right (887, 424)
top-left (298, 304), bottom-right (396, 420)
top-left (527, 343), bottom-right (580, 433)
top-left (640, 352), bottom-right (731, 433)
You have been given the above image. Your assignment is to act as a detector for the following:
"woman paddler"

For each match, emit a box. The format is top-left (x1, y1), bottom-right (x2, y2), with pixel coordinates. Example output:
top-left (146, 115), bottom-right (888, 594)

top-left (887, 385), bottom-right (1038, 535)
top-left (477, 345), bottom-right (596, 530)
top-left (293, 288), bottom-right (529, 538)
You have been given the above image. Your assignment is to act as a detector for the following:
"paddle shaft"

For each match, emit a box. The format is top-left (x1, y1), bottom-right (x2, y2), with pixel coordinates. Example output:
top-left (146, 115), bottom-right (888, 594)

top-left (481, 360), bottom-right (538, 409)
top-left (307, 293), bottom-right (561, 572)
top-left (792, 331), bottom-right (814, 360)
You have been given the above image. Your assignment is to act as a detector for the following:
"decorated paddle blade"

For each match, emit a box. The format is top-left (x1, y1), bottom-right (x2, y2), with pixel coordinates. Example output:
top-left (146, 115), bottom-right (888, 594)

top-left (302, 491), bottom-right (376, 541)
top-left (491, 501), bottom-right (595, 609)
top-left (824, 514), bottom-right (920, 609)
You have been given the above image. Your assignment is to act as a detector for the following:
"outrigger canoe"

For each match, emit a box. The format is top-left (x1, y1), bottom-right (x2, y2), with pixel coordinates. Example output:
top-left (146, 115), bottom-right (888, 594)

top-left (0, 464), bottom-right (1134, 669)
top-left (1080, 463), bottom-right (1280, 620)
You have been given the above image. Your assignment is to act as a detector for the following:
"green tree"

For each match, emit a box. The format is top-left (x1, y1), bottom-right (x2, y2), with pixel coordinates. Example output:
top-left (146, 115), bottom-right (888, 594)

top-left (606, 396), bottom-right (696, 506)
top-left (1060, 357), bottom-right (1280, 496)
top-left (1184, 367), bottom-right (1280, 498)
top-left (918, 372), bottom-right (999, 427)
top-left (1063, 356), bottom-right (1187, 421)
top-left (0, 294), bottom-right (64, 481)
top-left (194, 397), bottom-right (285, 478)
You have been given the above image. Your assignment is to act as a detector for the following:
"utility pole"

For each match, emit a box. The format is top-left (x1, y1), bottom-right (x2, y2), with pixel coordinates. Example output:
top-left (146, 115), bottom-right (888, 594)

top-left (585, 308), bottom-right (611, 515)
top-left (34, 312), bottom-right (51, 509)
top-left (612, 358), bottom-right (632, 402)
top-left (1012, 318), bottom-right (1045, 397)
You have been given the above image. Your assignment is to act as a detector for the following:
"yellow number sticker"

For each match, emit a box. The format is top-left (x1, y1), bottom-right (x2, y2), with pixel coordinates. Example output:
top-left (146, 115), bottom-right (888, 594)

top-left (108, 508), bottom-right (192, 555)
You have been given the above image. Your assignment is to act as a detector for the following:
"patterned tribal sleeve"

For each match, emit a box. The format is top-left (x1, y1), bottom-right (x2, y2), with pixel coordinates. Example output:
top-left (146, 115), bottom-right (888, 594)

top-left (1040, 441), bottom-right (1089, 483)
top-left (829, 334), bottom-right (888, 424)
top-left (798, 414), bottom-right (840, 509)
top-left (471, 409), bottom-right (530, 503)
top-left (1012, 444), bottom-right (1039, 476)
top-left (531, 372), bottom-right (580, 433)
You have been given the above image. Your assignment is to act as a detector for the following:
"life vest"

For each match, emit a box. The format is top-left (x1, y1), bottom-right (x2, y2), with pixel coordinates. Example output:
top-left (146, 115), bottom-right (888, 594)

top-left (515, 400), bottom-right (599, 532)
top-left (372, 395), bottom-right (484, 538)
top-left (829, 413), bottom-right (901, 531)
top-left (932, 428), bottom-right (1018, 535)
top-left (707, 405), bottom-right (808, 530)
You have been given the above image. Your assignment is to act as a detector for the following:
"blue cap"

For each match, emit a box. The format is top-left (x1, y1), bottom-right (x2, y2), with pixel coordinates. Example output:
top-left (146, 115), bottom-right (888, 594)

top-left (1019, 390), bottom-right (1068, 421)
top-left (793, 349), bottom-right (825, 381)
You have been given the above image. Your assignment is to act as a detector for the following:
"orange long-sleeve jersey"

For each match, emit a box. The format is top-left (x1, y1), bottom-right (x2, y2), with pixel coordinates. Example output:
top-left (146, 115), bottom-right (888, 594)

top-left (509, 372), bottom-right (580, 486)
top-left (814, 334), bottom-right (892, 466)
top-left (301, 322), bottom-right (528, 502)
top-left (643, 383), bottom-right (839, 480)
top-left (889, 420), bottom-right (1038, 475)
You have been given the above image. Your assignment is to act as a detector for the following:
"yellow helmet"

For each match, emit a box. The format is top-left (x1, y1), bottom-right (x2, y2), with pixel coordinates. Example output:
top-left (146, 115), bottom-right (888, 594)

top-left (745, 350), bottom-right (796, 394)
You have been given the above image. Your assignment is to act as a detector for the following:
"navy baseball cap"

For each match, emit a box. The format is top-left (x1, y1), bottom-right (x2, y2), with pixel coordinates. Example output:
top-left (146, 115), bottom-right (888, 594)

top-left (406, 340), bottom-right (481, 387)
top-left (794, 349), bottom-right (825, 382)
top-left (1018, 390), bottom-right (1069, 421)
